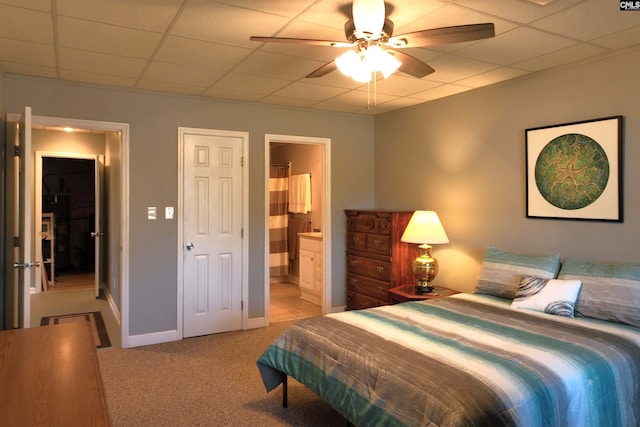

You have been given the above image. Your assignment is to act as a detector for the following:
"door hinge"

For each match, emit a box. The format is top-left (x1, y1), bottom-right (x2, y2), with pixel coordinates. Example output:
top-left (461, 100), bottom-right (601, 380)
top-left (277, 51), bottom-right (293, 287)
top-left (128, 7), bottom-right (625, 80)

top-left (241, 300), bottom-right (244, 311)
top-left (14, 146), bottom-right (22, 157)
top-left (13, 236), bottom-right (20, 247)
top-left (241, 156), bottom-right (245, 167)
top-left (241, 228), bottom-right (243, 238)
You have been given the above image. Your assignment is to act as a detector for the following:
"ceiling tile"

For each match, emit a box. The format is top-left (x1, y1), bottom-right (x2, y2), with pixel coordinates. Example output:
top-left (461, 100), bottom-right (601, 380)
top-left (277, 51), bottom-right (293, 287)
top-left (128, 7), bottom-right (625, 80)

top-left (593, 26), bottom-right (640, 50)
top-left (530, 1), bottom-right (640, 41)
top-left (211, 0), bottom-right (316, 19)
top-left (456, 26), bottom-right (577, 65)
top-left (233, 50), bottom-right (326, 80)
top-left (513, 43), bottom-right (608, 71)
top-left (60, 69), bottom-right (137, 87)
top-left (425, 55), bottom-right (499, 83)
top-left (259, 94), bottom-right (316, 107)
top-left (0, 38), bottom-right (55, 66)
top-left (57, 0), bottom-right (183, 32)
top-left (171, 0), bottom-right (290, 48)
top-left (0, 0), bottom-right (50, 12)
top-left (374, 74), bottom-right (443, 96)
top-left (201, 86), bottom-right (264, 102)
top-left (137, 79), bottom-right (206, 95)
top-left (1, 0), bottom-right (639, 115)
top-left (154, 36), bottom-right (252, 71)
top-left (1, 61), bottom-right (56, 77)
top-left (456, 67), bottom-right (528, 88)
top-left (210, 72), bottom-right (290, 94)
top-left (410, 84), bottom-right (473, 101)
top-left (452, 0), bottom-right (584, 24)
top-left (58, 47), bottom-right (148, 77)
top-left (0, 5), bottom-right (53, 44)
top-left (58, 17), bottom-right (163, 58)
top-left (272, 81), bottom-right (348, 101)
top-left (142, 61), bottom-right (223, 87)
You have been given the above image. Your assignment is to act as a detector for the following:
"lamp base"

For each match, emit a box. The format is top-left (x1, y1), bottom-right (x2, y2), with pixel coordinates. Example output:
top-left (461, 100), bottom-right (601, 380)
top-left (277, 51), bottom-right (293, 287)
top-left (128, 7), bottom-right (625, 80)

top-left (415, 282), bottom-right (433, 294)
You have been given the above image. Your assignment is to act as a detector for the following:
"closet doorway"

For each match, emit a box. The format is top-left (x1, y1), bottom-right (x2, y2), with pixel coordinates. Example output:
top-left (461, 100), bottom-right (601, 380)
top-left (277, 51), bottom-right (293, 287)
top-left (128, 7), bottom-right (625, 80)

top-left (265, 134), bottom-right (331, 324)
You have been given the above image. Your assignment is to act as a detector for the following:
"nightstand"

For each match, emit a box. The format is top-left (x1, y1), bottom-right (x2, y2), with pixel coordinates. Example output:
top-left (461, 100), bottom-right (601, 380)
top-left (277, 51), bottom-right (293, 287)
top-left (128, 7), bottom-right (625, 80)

top-left (388, 284), bottom-right (459, 303)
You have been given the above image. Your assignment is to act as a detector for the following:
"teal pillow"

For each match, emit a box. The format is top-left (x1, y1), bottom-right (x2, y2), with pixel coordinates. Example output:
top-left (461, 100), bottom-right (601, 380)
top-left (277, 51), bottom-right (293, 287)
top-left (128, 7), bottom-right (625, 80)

top-left (558, 258), bottom-right (640, 328)
top-left (475, 247), bottom-right (561, 299)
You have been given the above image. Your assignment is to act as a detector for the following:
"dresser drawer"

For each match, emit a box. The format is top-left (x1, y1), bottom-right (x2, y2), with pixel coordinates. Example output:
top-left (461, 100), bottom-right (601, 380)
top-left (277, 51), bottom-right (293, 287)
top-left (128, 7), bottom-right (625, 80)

top-left (346, 213), bottom-right (393, 235)
top-left (347, 273), bottom-right (389, 301)
top-left (347, 291), bottom-right (390, 310)
top-left (347, 232), bottom-right (367, 251)
top-left (347, 255), bottom-right (391, 281)
top-left (366, 233), bottom-right (390, 255)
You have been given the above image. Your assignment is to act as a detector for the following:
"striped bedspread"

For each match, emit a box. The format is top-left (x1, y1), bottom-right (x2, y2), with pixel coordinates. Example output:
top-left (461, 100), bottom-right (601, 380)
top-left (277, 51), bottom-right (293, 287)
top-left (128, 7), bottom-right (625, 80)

top-left (257, 293), bottom-right (640, 426)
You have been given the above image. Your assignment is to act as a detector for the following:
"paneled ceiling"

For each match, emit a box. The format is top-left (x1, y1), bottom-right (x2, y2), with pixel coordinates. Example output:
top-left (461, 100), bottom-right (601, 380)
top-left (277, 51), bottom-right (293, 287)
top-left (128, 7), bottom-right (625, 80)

top-left (1, 0), bottom-right (639, 115)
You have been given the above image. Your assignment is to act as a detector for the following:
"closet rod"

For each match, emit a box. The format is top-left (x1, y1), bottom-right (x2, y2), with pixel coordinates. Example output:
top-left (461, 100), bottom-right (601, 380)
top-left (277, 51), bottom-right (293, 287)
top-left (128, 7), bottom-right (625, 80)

top-left (271, 162), bottom-right (291, 167)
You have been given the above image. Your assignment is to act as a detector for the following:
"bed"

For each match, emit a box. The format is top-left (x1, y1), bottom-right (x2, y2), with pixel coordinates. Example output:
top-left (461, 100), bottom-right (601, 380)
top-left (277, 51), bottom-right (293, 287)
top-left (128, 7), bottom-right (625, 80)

top-left (257, 248), bottom-right (640, 426)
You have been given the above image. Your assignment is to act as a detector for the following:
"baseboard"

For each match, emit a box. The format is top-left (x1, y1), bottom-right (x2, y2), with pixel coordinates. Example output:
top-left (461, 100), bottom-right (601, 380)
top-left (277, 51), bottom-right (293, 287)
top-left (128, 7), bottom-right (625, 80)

top-left (245, 317), bottom-right (267, 329)
top-left (127, 329), bottom-right (179, 348)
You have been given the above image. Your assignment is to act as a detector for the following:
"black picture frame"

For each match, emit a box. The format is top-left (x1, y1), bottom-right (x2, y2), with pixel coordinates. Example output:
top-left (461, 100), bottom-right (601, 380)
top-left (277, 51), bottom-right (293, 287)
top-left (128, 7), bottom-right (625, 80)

top-left (525, 116), bottom-right (623, 221)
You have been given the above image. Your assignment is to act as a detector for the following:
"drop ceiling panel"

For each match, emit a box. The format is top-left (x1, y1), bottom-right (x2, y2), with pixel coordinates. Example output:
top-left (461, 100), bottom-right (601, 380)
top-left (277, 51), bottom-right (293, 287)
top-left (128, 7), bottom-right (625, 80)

top-left (171, 0), bottom-right (290, 48)
top-left (56, 0), bottom-right (184, 32)
top-left (59, 47), bottom-right (148, 77)
top-left (0, 0), bottom-right (638, 115)
top-left (154, 36), bottom-right (252, 71)
top-left (0, 5), bottom-right (53, 44)
top-left (0, 38), bottom-right (55, 66)
top-left (0, 0), bottom-right (50, 12)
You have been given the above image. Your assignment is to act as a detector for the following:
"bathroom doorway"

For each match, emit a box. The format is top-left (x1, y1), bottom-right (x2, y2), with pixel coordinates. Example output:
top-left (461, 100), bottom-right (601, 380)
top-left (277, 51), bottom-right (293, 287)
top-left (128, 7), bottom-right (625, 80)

top-left (265, 134), bottom-right (331, 323)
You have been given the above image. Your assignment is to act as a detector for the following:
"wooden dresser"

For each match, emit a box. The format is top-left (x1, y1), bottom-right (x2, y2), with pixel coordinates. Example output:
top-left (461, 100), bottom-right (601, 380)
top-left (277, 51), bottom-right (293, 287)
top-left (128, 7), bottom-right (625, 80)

top-left (0, 322), bottom-right (111, 426)
top-left (345, 210), bottom-right (418, 310)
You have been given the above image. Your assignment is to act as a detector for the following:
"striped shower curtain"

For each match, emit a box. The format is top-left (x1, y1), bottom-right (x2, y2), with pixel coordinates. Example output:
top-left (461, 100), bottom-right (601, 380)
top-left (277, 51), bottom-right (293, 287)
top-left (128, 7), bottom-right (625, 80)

top-left (269, 165), bottom-right (289, 277)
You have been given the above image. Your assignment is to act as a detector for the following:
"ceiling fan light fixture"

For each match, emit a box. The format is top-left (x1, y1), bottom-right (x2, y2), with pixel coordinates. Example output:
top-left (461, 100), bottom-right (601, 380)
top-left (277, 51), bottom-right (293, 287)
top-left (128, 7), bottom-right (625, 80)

top-left (353, 0), bottom-right (385, 38)
top-left (336, 50), bottom-right (371, 82)
top-left (366, 46), bottom-right (401, 78)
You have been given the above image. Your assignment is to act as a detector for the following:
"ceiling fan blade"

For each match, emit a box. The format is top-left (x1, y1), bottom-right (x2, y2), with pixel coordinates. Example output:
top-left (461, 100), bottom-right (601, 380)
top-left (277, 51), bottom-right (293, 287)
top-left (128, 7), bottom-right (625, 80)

top-left (306, 60), bottom-right (338, 78)
top-left (390, 50), bottom-right (435, 78)
top-left (388, 23), bottom-right (495, 48)
top-left (249, 36), bottom-right (352, 48)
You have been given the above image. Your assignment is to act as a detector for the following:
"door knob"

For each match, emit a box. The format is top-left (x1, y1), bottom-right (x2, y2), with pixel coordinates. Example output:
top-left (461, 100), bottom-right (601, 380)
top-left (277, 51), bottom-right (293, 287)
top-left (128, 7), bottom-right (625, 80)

top-left (13, 260), bottom-right (40, 270)
top-left (186, 242), bottom-right (194, 250)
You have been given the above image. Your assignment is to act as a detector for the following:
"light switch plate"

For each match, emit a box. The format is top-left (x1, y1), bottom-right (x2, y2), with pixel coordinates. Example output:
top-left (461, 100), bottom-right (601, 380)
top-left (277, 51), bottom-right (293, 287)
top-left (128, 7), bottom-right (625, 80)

top-left (165, 207), bottom-right (174, 219)
top-left (148, 206), bottom-right (157, 220)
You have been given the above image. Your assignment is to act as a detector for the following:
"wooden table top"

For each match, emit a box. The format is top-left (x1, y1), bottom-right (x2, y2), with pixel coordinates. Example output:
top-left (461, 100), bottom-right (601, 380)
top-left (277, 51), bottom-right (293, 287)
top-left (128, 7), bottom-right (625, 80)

top-left (0, 321), bottom-right (111, 426)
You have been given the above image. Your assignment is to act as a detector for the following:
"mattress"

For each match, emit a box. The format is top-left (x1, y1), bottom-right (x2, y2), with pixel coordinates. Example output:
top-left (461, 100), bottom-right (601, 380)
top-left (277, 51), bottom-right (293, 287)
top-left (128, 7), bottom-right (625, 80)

top-left (257, 293), bottom-right (640, 426)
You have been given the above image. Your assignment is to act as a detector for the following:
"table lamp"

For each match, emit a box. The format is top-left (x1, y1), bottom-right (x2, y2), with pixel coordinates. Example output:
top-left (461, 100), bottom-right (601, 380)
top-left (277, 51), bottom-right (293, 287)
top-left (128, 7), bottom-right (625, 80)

top-left (400, 211), bottom-right (449, 293)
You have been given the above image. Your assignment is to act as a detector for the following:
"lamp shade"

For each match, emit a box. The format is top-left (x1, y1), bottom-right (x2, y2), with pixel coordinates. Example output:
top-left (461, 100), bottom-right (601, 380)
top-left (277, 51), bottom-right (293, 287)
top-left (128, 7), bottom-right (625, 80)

top-left (401, 211), bottom-right (449, 245)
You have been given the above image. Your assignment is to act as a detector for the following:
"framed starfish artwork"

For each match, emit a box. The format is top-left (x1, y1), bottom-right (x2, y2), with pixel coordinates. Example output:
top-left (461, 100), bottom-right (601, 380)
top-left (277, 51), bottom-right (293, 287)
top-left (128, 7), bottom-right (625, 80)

top-left (525, 116), bottom-right (623, 221)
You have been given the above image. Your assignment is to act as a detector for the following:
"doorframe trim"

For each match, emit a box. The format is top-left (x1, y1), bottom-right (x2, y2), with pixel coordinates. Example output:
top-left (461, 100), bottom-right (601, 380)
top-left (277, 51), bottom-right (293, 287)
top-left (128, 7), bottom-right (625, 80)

top-left (25, 114), bottom-right (130, 347)
top-left (177, 127), bottom-right (249, 339)
top-left (264, 134), bottom-right (332, 322)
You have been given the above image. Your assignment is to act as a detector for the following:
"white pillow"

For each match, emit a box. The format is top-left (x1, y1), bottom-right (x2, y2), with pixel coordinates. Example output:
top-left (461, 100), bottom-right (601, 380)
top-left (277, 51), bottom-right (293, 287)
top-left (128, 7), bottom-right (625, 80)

top-left (511, 275), bottom-right (582, 317)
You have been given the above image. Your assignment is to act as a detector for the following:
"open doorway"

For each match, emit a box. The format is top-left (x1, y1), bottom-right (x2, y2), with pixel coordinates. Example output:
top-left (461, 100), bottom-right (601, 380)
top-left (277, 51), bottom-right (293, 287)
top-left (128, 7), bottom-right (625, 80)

top-left (264, 134), bottom-right (332, 324)
top-left (40, 156), bottom-right (96, 291)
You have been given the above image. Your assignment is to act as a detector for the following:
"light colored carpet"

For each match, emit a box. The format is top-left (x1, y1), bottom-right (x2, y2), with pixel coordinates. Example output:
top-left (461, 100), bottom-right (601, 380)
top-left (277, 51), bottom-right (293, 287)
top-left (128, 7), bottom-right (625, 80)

top-left (97, 321), bottom-right (348, 426)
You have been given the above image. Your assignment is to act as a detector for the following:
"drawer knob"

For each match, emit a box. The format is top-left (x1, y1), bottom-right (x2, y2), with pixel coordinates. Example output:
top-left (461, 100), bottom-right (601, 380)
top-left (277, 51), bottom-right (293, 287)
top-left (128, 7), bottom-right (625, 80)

top-left (377, 266), bottom-right (385, 273)
top-left (350, 278), bottom-right (358, 285)
top-left (350, 260), bottom-right (357, 267)
top-left (352, 236), bottom-right (360, 242)
top-left (374, 239), bottom-right (382, 246)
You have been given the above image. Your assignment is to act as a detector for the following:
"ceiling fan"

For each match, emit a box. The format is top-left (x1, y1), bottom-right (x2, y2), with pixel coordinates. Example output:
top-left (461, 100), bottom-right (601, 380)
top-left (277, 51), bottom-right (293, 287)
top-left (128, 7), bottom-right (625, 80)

top-left (250, 0), bottom-right (495, 82)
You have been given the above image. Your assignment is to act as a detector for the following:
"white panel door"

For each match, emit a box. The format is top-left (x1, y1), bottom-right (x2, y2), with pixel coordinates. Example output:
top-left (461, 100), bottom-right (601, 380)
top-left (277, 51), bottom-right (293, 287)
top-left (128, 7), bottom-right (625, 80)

top-left (13, 107), bottom-right (34, 328)
top-left (93, 155), bottom-right (104, 298)
top-left (182, 130), bottom-right (243, 338)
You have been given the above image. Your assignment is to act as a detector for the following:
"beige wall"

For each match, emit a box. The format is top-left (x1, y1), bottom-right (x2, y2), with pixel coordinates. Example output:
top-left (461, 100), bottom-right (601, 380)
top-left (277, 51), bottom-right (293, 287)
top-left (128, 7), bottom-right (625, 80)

top-left (5, 75), bottom-right (375, 335)
top-left (375, 48), bottom-right (640, 292)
